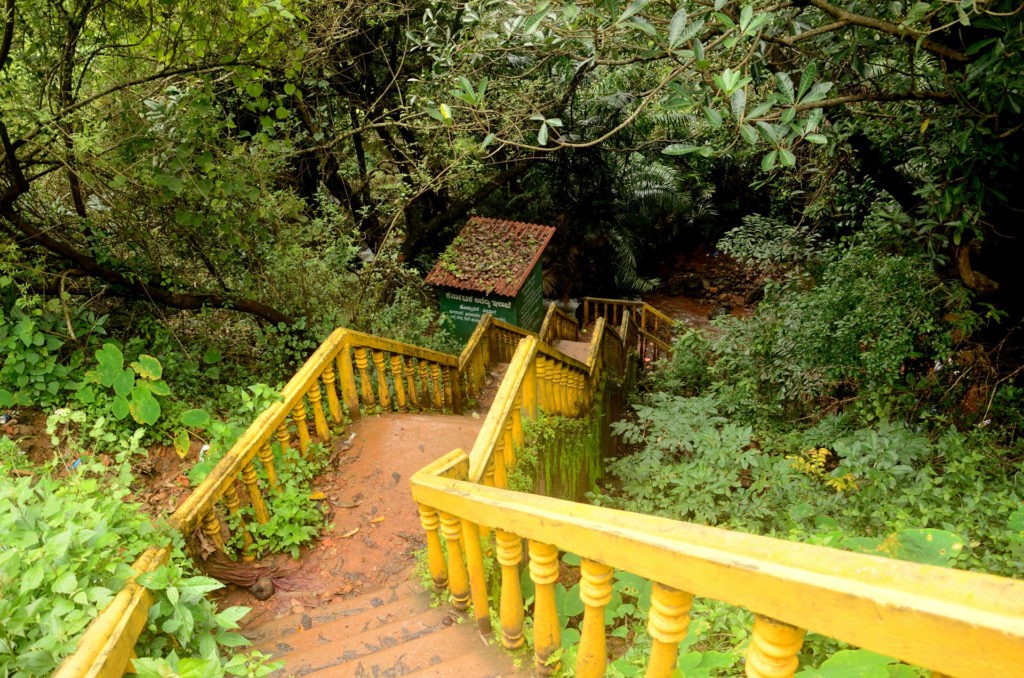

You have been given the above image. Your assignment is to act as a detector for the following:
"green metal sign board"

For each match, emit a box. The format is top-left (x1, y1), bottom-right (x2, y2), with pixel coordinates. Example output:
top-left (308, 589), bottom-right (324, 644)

top-left (439, 263), bottom-right (545, 341)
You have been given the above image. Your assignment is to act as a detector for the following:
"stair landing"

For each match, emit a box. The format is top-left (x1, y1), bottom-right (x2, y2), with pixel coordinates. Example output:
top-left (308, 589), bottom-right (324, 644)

top-left (220, 413), bottom-right (523, 676)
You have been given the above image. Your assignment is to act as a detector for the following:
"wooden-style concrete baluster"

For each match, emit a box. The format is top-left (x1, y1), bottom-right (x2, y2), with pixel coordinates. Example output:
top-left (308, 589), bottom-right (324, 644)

top-left (353, 347), bottom-right (376, 409)
top-left (258, 441), bottom-right (279, 492)
top-left (510, 398), bottom-right (524, 450)
top-left (495, 530), bottom-right (525, 650)
top-left (448, 366), bottom-right (464, 414)
top-left (429, 363), bottom-right (444, 409)
top-left (440, 364), bottom-right (453, 409)
top-left (322, 368), bottom-right (343, 426)
top-left (389, 355), bottom-right (407, 411)
top-left (536, 357), bottom-right (551, 411)
top-left (745, 616), bottom-right (806, 678)
top-left (556, 366), bottom-right (569, 415)
top-left (336, 350), bottom-right (361, 420)
top-left (418, 505), bottom-right (447, 591)
top-left (439, 511), bottom-right (470, 611)
top-left (493, 447), bottom-right (508, 488)
top-left (460, 518), bottom-right (491, 634)
top-left (644, 583), bottom-right (693, 678)
top-left (576, 559), bottom-right (614, 678)
top-left (502, 417), bottom-right (516, 470)
top-left (371, 350), bottom-right (391, 411)
top-left (222, 482), bottom-right (254, 559)
top-left (292, 401), bottom-right (310, 457)
top-left (241, 459), bottom-right (269, 523)
top-left (201, 507), bottom-right (226, 552)
top-left (404, 357), bottom-right (419, 408)
top-left (308, 382), bottom-right (330, 442)
top-left (275, 421), bottom-right (290, 456)
top-left (529, 540), bottom-right (561, 675)
top-left (418, 360), bottom-right (431, 406)
top-left (573, 371), bottom-right (586, 414)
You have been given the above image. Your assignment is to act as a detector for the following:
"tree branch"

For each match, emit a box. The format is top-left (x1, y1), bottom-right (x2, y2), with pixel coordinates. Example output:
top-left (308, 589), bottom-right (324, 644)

top-left (807, 0), bottom-right (969, 63)
top-left (0, 0), bottom-right (13, 73)
top-left (0, 205), bottom-right (294, 325)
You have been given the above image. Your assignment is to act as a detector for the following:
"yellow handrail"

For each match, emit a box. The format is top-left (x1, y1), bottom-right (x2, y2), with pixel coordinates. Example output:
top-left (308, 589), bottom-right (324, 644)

top-left (410, 469), bottom-right (1024, 678)
top-left (55, 327), bottom-right (465, 678)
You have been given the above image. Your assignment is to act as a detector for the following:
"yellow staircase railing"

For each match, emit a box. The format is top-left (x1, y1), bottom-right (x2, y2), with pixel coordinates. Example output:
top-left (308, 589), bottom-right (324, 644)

top-left (409, 304), bottom-right (1024, 677)
top-left (53, 327), bottom-right (468, 677)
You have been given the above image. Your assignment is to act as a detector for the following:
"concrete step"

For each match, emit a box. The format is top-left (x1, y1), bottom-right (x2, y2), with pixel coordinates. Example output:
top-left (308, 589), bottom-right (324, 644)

top-left (399, 649), bottom-right (526, 677)
top-left (243, 579), bottom-right (424, 645)
top-left (270, 610), bottom-right (487, 676)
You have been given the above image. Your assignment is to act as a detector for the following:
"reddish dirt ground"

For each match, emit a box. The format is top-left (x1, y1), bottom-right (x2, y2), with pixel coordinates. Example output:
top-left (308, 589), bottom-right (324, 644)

top-left (218, 413), bottom-right (483, 628)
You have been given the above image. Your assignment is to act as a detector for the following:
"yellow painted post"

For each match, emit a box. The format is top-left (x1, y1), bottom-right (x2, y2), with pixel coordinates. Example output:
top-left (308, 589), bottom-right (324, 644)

top-left (308, 383), bottom-right (330, 442)
top-left (460, 518), bottom-right (491, 634)
top-left (555, 366), bottom-right (568, 415)
top-left (644, 583), bottom-right (693, 678)
top-left (576, 559), bottom-right (614, 678)
top-left (418, 505), bottom-right (447, 591)
top-left (441, 365), bottom-right (454, 409)
top-left (430, 363), bottom-right (444, 410)
top-left (745, 616), bottom-right (806, 678)
top-left (241, 459), bottom-right (269, 523)
top-left (493, 448), bottom-right (508, 489)
top-left (484, 455), bottom-right (498, 487)
top-left (440, 511), bottom-right (471, 611)
top-left (495, 530), bottom-right (525, 650)
top-left (510, 402), bottom-right (525, 451)
top-left (449, 366), bottom-right (464, 414)
top-left (292, 401), bottom-right (310, 457)
top-left (257, 441), bottom-right (279, 492)
top-left (321, 368), bottom-right (344, 425)
top-left (404, 357), bottom-right (420, 408)
top-left (389, 355), bottom-right (407, 411)
top-left (418, 359), bottom-right (431, 406)
top-left (275, 421), bottom-right (290, 456)
top-left (201, 507), bottom-right (226, 552)
top-left (372, 351), bottom-right (391, 411)
top-left (354, 347), bottom-right (376, 409)
top-left (336, 349), bottom-right (361, 420)
top-left (522, 354), bottom-right (539, 418)
top-left (222, 482), bottom-right (254, 559)
top-left (529, 540), bottom-right (561, 675)
top-left (536, 358), bottom-right (552, 411)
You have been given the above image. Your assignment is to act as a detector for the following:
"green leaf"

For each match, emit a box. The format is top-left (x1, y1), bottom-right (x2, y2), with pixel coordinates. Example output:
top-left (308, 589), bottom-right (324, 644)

top-left (95, 343), bottom-right (124, 387)
top-left (522, 5), bottom-right (550, 34)
top-left (283, 83), bottom-right (296, 95)
top-left (662, 143), bottom-right (704, 155)
top-left (668, 6), bottom-right (688, 47)
top-left (805, 133), bottom-right (828, 144)
top-left (201, 348), bottom-right (222, 364)
top-left (884, 528), bottom-right (963, 566)
top-left (112, 368), bottom-right (135, 398)
top-left (132, 356), bottom-right (161, 383)
top-left (761, 150), bottom-right (778, 171)
top-left (797, 63), bottom-right (818, 101)
top-left (731, 88), bottom-right (746, 120)
top-left (153, 173), bottom-right (184, 194)
top-left (796, 650), bottom-right (894, 678)
top-left (129, 386), bottom-right (161, 426)
top-left (0, 388), bottom-right (13, 407)
top-left (53, 571), bottom-right (78, 594)
top-left (703, 107), bottom-right (723, 129)
top-left (779, 148), bottom-right (797, 167)
top-left (181, 409), bottom-right (211, 428)
top-left (111, 396), bottom-right (130, 420)
top-left (776, 72), bottom-right (795, 103)
top-left (537, 122), bottom-right (549, 146)
top-left (618, 0), bottom-right (651, 23)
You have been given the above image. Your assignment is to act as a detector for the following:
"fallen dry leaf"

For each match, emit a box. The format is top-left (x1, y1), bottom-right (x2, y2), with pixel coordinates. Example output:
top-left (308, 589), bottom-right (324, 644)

top-left (370, 516), bottom-right (385, 524)
top-left (309, 491), bottom-right (326, 500)
top-left (329, 498), bottom-right (361, 509)
top-left (341, 527), bottom-right (360, 538)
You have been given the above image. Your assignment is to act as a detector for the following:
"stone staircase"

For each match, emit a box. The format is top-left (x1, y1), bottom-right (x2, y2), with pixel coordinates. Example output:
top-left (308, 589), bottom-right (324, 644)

top-left (233, 412), bottom-right (527, 677)
top-left (244, 579), bottom-right (522, 677)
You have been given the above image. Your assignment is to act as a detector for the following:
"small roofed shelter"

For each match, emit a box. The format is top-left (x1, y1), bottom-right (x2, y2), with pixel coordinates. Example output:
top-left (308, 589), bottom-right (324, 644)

top-left (425, 217), bottom-right (555, 341)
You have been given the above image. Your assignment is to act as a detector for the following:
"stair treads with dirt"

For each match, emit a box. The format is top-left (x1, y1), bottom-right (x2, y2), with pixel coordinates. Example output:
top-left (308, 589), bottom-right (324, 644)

top-left (267, 611), bottom-right (485, 677)
top-left (242, 579), bottom-right (422, 645)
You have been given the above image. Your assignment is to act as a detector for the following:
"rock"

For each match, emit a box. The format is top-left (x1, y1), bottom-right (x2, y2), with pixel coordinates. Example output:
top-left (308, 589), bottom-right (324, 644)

top-left (250, 578), bottom-right (275, 601)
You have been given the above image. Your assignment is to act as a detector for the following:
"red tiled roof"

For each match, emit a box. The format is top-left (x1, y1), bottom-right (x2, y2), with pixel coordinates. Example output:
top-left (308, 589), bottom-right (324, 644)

top-left (424, 217), bottom-right (555, 297)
